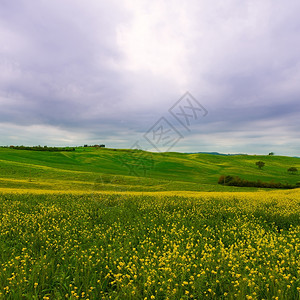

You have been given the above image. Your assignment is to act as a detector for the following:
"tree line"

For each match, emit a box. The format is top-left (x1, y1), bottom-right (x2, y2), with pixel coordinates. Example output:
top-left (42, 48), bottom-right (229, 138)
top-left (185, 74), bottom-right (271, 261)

top-left (218, 175), bottom-right (299, 189)
top-left (9, 146), bottom-right (75, 152)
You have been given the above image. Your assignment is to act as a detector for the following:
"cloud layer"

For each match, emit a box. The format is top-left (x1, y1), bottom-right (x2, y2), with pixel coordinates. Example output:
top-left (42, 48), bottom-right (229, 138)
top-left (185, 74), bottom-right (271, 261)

top-left (0, 0), bottom-right (299, 155)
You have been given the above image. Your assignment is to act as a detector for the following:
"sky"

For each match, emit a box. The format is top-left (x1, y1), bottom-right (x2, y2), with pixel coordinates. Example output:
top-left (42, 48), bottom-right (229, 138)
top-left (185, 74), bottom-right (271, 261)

top-left (0, 0), bottom-right (300, 156)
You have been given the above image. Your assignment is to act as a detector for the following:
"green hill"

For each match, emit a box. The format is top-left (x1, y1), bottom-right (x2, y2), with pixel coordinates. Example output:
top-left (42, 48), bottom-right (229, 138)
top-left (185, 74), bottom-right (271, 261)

top-left (0, 147), bottom-right (299, 192)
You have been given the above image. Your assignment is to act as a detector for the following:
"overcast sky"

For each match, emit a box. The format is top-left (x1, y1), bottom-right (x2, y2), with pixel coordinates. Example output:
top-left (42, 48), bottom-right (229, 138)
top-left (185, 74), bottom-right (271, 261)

top-left (0, 0), bottom-right (299, 156)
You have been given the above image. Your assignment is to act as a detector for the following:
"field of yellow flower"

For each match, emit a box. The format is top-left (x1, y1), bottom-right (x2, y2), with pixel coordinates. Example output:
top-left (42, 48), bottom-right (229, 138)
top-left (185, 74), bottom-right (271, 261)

top-left (0, 190), bottom-right (300, 299)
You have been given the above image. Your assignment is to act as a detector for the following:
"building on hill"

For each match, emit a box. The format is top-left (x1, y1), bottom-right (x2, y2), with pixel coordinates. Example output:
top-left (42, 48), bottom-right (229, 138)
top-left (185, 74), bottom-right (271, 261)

top-left (83, 144), bottom-right (105, 148)
top-left (90, 144), bottom-right (106, 148)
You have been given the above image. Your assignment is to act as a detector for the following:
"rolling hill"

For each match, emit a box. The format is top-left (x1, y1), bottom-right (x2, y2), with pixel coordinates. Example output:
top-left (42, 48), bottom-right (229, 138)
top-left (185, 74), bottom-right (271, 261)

top-left (0, 147), bottom-right (299, 193)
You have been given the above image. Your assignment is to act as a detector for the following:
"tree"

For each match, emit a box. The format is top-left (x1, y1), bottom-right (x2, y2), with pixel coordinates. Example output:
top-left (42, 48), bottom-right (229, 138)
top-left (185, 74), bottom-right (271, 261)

top-left (269, 152), bottom-right (274, 156)
top-left (288, 167), bottom-right (298, 175)
top-left (256, 161), bottom-right (265, 170)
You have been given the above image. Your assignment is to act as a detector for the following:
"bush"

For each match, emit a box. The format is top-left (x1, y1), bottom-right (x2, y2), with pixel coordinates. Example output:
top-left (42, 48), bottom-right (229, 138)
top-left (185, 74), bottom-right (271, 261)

top-left (256, 161), bottom-right (265, 169)
top-left (218, 175), bottom-right (297, 189)
top-left (288, 167), bottom-right (298, 174)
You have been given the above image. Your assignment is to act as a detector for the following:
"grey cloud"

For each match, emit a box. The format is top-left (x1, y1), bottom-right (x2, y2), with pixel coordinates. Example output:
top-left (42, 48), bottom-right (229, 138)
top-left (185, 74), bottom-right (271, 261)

top-left (0, 0), bottom-right (299, 155)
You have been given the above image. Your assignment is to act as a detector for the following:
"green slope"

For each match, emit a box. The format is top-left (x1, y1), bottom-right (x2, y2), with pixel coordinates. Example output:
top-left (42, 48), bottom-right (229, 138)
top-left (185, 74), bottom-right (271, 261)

top-left (0, 147), bottom-right (299, 192)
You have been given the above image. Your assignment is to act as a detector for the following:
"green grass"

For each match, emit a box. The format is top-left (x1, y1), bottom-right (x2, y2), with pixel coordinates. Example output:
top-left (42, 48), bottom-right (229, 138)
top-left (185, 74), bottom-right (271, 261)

top-left (1, 148), bottom-right (300, 299)
top-left (0, 147), bottom-right (299, 192)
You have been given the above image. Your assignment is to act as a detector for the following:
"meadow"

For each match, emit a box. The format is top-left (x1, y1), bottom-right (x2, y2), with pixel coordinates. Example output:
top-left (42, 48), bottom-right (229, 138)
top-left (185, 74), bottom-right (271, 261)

top-left (0, 147), bottom-right (300, 299)
top-left (0, 147), bottom-right (299, 193)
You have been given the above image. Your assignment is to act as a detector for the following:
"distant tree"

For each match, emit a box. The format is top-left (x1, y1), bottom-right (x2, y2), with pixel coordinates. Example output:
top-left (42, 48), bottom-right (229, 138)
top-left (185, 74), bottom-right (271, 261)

top-left (256, 161), bottom-right (265, 170)
top-left (288, 167), bottom-right (298, 175)
top-left (269, 152), bottom-right (274, 156)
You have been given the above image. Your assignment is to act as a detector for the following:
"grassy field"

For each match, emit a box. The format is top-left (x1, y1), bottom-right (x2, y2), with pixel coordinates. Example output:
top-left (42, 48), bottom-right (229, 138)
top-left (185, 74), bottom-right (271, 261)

top-left (0, 148), bottom-right (300, 299)
top-left (0, 147), bottom-right (299, 193)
